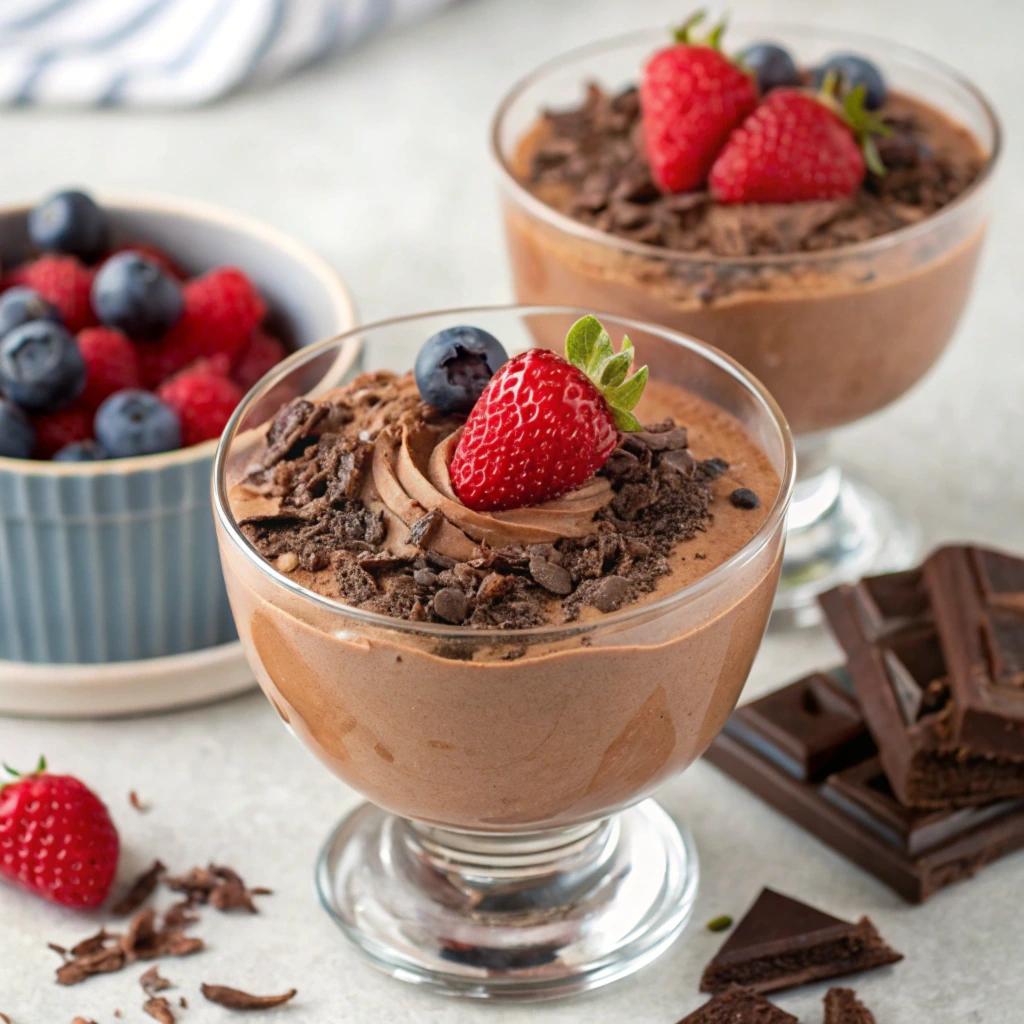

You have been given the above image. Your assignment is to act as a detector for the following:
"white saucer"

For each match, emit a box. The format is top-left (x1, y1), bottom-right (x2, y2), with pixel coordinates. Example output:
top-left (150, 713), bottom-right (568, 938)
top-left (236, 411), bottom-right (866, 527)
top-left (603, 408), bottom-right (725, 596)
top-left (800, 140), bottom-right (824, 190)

top-left (0, 641), bottom-right (255, 718)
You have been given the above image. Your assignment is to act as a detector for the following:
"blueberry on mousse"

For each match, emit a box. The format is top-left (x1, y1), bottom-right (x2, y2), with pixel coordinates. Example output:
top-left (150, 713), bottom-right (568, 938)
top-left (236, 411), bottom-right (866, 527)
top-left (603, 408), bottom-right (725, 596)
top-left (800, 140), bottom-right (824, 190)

top-left (0, 320), bottom-right (86, 413)
top-left (94, 389), bottom-right (181, 457)
top-left (813, 53), bottom-right (887, 110)
top-left (28, 189), bottom-right (110, 263)
top-left (413, 325), bottom-right (508, 414)
top-left (0, 287), bottom-right (60, 338)
top-left (91, 252), bottom-right (184, 340)
top-left (0, 397), bottom-right (35, 459)
top-left (738, 42), bottom-right (801, 93)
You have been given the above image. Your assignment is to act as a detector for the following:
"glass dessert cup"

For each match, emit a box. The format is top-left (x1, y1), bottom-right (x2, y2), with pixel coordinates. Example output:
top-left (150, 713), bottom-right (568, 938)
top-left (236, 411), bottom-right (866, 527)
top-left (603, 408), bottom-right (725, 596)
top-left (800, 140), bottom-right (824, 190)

top-left (213, 307), bottom-right (795, 1001)
top-left (492, 25), bottom-right (1001, 626)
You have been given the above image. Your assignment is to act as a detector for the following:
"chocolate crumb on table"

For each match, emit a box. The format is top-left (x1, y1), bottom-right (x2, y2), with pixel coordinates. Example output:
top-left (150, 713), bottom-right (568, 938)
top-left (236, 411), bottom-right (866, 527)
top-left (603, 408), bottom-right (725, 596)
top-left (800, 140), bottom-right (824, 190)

top-left (824, 987), bottom-right (878, 1024)
top-left (142, 995), bottom-right (175, 1024)
top-left (111, 860), bottom-right (166, 916)
top-left (129, 790), bottom-right (150, 813)
top-left (676, 985), bottom-right (797, 1023)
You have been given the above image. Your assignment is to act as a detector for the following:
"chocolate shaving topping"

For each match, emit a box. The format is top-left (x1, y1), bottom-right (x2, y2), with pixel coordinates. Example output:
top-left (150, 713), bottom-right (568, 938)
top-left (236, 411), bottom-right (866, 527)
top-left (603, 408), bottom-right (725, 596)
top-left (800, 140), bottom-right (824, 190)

top-left (111, 860), bottom-right (166, 916)
top-left (201, 984), bottom-right (298, 1010)
top-left (408, 508), bottom-right (444, 547)
top-left (730, 487), bottom-right (761, 510)
top-left (142, 996), bottom-right (175, 1024)
top-left (129, 790), bottom-right (149, 813)
top-left (523, 83), bottom-right (982, 262)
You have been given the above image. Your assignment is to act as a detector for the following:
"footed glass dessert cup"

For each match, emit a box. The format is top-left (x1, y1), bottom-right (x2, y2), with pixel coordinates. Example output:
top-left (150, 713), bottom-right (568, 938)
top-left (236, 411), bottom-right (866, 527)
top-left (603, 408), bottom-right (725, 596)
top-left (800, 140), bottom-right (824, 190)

top-left (213, 307), bottom-right (794, 1000)
top-left (492, 24), bottom-right (1001, 625)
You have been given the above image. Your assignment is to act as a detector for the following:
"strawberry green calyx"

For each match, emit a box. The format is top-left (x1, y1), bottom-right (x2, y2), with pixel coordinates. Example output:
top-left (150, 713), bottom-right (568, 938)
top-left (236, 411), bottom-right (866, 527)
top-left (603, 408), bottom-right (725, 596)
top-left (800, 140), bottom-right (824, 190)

top-left (672, 10), bottom-right (728, 48)
top-left (1, 755), bottom-right (47, 791)
top-left (564, 315), bottom-right (649, 433)
top-left (819, 74), bottom-right (891, 176)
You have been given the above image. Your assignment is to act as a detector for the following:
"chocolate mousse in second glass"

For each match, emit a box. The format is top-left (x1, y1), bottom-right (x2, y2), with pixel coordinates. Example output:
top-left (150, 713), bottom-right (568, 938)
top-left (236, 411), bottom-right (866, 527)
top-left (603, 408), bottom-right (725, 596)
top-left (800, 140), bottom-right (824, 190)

top-left (214, 307), bottom-right (794, 999)
top-left (492, 22), bottom-right (1000, 623)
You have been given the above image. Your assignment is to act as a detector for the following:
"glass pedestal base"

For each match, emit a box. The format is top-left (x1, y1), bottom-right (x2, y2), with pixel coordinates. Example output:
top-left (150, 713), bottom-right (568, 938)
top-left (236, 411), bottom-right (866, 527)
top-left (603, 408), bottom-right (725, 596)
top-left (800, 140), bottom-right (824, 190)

top-left (774, 462), bottom-right (923, 629)
top-left (316, 799), bottom-right (698, 1001)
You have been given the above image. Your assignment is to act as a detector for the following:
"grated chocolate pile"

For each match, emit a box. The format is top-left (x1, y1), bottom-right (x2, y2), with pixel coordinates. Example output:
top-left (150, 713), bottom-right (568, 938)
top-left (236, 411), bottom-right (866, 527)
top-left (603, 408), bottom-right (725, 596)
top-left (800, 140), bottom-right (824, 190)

top-left (524, 83), bottom-right (983, 257)
top-left (238, 390), bottom-right (737, 629)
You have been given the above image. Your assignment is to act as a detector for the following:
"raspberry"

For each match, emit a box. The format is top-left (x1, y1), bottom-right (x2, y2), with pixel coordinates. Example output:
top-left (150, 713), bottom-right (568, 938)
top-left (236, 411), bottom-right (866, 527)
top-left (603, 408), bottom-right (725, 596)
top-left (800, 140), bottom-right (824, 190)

top-left (77, 327), bottom-right (142, 410)
top-left (232, 329), bottom-right (287, 391)
top-left (108, 242), bottom-right (184, 280)
top-left (32, 401), bottom-right (93, 459)
top-left (21, 255), bottom-right (97, 333)
top-left (139, 268), bottom-right (265, 387)
top-left (157, 363), bottom-right (244, 447)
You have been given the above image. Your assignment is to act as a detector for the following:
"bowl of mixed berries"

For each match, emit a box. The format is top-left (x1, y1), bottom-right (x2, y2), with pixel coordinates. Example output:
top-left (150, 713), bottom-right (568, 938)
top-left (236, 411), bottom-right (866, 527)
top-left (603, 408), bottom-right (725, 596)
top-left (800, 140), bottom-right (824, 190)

top-left (0, 189), bottom-right (355, 674)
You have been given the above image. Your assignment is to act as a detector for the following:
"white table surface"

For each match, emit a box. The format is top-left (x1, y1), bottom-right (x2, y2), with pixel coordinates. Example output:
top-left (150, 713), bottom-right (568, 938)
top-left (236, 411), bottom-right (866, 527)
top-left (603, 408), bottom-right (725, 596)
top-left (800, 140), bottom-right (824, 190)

top-left (1, 0), bottom-right (1020, 1021)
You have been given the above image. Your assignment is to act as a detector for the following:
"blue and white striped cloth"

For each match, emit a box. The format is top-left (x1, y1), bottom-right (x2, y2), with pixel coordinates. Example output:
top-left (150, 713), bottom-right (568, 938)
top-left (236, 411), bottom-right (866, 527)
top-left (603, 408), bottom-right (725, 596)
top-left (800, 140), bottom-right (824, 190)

top-left (0, 0), bottom-right (456, 106)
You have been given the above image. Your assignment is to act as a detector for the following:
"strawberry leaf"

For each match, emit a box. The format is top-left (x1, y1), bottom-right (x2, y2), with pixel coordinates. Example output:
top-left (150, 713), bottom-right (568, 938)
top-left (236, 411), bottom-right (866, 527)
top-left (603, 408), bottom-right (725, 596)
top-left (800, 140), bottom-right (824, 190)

top-left (604, 365), bottom-right (648, 414)
top-left (563, 316), bottom-right (648, 433)
top-left (565, 315), bottom-right (608, 372)
top-left (611, 407), bottom-right (643, 432)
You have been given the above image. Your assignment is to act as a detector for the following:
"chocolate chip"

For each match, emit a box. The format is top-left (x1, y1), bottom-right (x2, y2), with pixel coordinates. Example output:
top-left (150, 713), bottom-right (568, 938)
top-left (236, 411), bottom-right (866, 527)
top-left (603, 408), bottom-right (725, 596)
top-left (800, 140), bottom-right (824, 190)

top-left (588, 576), bottom-right (632, 613)
top-left (730, 487), bottom-right (761, 510)
top-left (699, 457), bottom-right (730, 480)
top-left (529, 557), bottom-right (573, 595)
top-left (433, 588), bottom-right (469, 623)
top-left (413, 568), bottom-right (438, 586)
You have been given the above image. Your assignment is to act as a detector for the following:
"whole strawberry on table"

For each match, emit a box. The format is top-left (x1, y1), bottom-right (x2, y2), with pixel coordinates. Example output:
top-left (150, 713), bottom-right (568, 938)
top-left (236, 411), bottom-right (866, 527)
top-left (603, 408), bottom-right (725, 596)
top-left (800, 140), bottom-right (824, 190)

top-left (0, 757), bottom-right (119, 910)
top-left (0, 189), bottom-right (289, 462)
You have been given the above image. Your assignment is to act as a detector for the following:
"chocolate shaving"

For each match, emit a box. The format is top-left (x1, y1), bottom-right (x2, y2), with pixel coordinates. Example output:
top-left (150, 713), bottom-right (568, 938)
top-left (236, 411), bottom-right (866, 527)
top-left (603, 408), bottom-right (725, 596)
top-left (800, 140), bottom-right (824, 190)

top-left (165, 863), bottom-right (268, 914)
top-left (142, 996), bottom-right (175, 1023)
top-left (57, 944), bottom-right (126, 985)
top-left (71, 1018), bottom-right (98, 1024)
top-left (129, 790), bottom-right (150, 813)
top-left (0, 1012), bottom-right (10, 1023)
top-left (408, 508), bottom-right (444, 547)
top-left (201, 984), bottom-right (297, 1010)
top-left (140, 965), bottom-right (171, 995)
top-left (111, 860), bottom-right (166, 916)
top-left (48, 942), bottom-right (69, 958)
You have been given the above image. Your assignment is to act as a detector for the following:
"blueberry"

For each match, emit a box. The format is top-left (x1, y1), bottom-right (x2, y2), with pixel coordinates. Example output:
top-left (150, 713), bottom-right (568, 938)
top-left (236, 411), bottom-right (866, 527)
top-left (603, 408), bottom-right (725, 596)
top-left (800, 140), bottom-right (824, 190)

top-left (813, 53), bottom-right (887, 110)
top-left (738, 42), bottom-right (801, 93)
top-left (0, 397), bottom-right (35, 459)
top-left (0, 320), bottom-right (85, 413)
top-left (28, 189), bottom-right (109, 263)
top-left (0, 287), bottom-right (60, 338)
top-left (414, 326), bottom-right (508, 413)
top-left (91, 252), bottom-right (184, 340)
top-left (53, 440), bottom-right (109, 462)
top-left (94, 389), bottom-right (181, 457)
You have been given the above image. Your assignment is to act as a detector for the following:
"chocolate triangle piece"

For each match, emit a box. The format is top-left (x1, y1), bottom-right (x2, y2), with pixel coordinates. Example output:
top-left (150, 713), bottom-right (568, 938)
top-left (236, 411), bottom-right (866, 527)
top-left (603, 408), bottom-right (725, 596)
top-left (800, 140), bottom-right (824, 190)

top-left (676, 986), bottom-right (797, 1024)
top-left (824, 987), bottom-right (877, 1024)
top-left (699, 889), bottom-right (902, 995)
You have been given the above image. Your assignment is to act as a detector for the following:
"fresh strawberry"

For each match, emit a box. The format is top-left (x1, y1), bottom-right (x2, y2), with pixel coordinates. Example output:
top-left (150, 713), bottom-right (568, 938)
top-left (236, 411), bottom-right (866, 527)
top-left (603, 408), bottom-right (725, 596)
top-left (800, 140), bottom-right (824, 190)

top-left (641, 13), bottom-right (758, 193)
top-left (0, 758), bottom-right (119, 909)
top-left (449, 315), bottom-right (647, 511)
top-left (139, 267), bottom-right (265, 387)
top-left (31, 401), bottom-right (93, 458)
top-left (157, 361), bottom-right (244, 446)
top-left (231, 328), bottom-right (287, 392)
top-left (709, 85), bottom-right (887, 203)
top-left (77, 327), bottom-right (142, 410)
top-left (21, 255), bottom-right (97, 333)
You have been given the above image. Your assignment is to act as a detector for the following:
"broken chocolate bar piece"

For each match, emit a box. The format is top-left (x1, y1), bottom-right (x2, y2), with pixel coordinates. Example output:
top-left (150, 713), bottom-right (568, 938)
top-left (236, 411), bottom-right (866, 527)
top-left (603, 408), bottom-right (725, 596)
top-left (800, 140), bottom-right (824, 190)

top-left (676, 986), bottom-right (797, 1024)
top-left (824, 987), bottom-right (877, 1024)
top-left (704, 671), bottom-right (1024, 902)
top-left (925, 545), bottom-right (1024, 759)
top-left (821, 552), bottom-right (1024, 807)
top-left (699, 888), bottom-right (901, 995)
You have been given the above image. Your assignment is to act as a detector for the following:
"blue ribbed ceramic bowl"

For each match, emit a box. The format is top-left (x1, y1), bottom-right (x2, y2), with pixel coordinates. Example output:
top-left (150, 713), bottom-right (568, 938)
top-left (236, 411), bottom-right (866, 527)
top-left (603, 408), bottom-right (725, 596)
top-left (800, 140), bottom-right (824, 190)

top-left (0, 195), bottom-right (356, 664)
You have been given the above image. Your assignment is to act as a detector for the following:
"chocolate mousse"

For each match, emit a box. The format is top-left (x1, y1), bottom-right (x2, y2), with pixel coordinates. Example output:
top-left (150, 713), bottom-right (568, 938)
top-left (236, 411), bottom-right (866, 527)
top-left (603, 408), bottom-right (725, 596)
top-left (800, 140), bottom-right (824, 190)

top-left (232, 371), bottom-right (776, 628)
top-left (498, 33), bottom-right (995, 434)
top-left (216, 315), bottom-right (791, 832)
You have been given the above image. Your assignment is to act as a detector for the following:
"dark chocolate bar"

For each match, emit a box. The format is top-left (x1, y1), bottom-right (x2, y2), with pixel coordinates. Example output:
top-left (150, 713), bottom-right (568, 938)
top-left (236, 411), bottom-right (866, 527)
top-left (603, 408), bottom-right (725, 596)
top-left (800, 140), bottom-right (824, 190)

top-left (925, 545), bottom-right (1024, 759)
top-left (820, 549), bottom-right (1024, 807)
top-left (704, 672), bottom-right (1024, 902)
